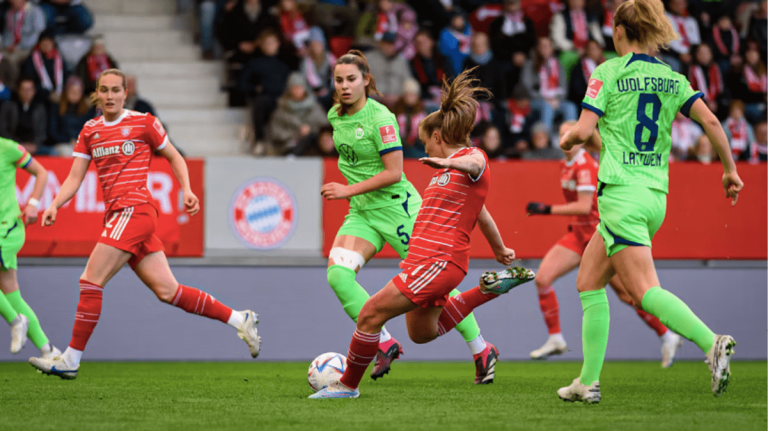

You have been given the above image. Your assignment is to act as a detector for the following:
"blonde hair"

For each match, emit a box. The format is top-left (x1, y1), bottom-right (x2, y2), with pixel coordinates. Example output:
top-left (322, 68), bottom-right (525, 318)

top-left (419, 68), bottom-right (491, 147)
top-left (613, 0), bottom-right (678, 51)
top-left (89, 68), bottom-right (127, 106)
top-left (333, 50), bottom-right (381, 116)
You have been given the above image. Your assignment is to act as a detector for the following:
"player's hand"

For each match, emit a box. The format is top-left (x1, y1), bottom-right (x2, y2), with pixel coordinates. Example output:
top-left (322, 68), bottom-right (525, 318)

top-left (526, 201), bottom-right (552, 215)
top-left (559, 130), bottom-right (574, 151)
top-left (23, 204), bottom-right (38, 226)
top-left (41, 206), bottom-right (57, 227)
top-left (183, 190), bottom-right (200, 216)
top-left (419, 157), bottom-right (450, 169)
top-left (722, 171), bottom-right (744, 206)
top-left (494, 247), bottom-right (515, 266)
top-left (321, 182), bottom-right (351, 200)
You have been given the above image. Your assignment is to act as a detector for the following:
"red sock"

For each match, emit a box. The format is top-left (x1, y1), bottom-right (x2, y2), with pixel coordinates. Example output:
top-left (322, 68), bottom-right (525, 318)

top-left (636, 308), bottom-right (668, 337)
top-left (171, 284), bottom-right (233, 323)
top-left (537, 285), bottom-right (561, 335)
top-left (340, 330), bottom-right (380, 390)
top-left (69, 279), bottom-right (103, 351)
top-left (437, 286), bottom-right (496, 336)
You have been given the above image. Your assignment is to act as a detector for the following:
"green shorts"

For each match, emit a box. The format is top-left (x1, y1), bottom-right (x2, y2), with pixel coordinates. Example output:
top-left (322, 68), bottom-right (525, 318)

top-left (596, 183), bottom-right (667, 257)
top-left (336, 197), bottom-right (421, 259)
top-left (0, 219), bottom-right (24, 271)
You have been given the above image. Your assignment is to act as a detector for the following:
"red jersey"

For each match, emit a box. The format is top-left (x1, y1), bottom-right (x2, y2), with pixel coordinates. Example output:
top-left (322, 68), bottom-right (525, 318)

top-left (403, 147), bottom-right (490, 273)
top-left (560, 149), bottom-right (599, 229)
top-left (73, 110), bottom-right (168, 214)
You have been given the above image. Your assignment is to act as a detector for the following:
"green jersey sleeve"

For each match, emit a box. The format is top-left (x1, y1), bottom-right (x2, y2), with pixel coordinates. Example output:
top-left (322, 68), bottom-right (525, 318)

top-left (676, 75), bottom-right (704, 117)
top-left (372, 114), bottom-right (402, 155)
top-left (0, 138), bottom-right (31, 169)
top-left (581, 61), bottom-right (615, 117)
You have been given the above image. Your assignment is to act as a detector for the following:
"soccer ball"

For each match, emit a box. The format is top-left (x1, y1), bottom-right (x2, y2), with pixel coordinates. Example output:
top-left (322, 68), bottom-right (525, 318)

top-left (308, 352), bottom-right (347, 392)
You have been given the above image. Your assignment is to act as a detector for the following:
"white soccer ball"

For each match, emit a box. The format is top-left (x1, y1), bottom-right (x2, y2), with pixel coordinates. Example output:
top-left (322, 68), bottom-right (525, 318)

top-left (308, 352), bottom-right (347, 392)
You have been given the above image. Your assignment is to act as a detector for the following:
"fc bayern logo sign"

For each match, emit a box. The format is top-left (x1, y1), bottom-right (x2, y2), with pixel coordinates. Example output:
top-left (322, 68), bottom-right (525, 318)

top-left (229, 178), bottom-right (298, 250)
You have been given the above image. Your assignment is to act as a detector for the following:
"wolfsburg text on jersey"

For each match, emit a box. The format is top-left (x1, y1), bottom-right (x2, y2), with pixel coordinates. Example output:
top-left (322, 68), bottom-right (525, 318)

top-left (617, 77), bottom-right (680, 94)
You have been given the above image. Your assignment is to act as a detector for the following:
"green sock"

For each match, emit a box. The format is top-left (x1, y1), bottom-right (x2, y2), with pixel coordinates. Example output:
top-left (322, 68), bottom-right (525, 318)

top-left (5, 291), bottom-right (49, 348)
top-left (327, 265), bottom-right (371, 322)
top-left (641, 286), bottom-right (715, 353)
top-left (579, 289), bottom-right (610, 386)
top-left (449, 289), bottom-right (481, 342)
top-left (0, 293), bottom-right (18, 324)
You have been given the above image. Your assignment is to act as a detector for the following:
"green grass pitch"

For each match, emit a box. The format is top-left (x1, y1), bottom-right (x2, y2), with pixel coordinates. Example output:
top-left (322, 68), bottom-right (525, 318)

top-left (1, 361), bottom-right (765, 431)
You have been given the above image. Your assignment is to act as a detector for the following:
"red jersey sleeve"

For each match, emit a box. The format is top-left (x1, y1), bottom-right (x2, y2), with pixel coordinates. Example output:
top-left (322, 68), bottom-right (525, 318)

top-left (73, 127), bottom-right (92, 160)
top-left (575, 162), bottom-right (598, 193)
top-left (145, 114), bottom-right (168, 150)
top-left (466, 147), bottom-right (489, 182)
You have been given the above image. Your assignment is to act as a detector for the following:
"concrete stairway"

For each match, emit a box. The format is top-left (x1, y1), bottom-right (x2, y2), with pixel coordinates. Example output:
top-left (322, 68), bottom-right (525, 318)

top-left (86, 0), bottom-right (247, 156)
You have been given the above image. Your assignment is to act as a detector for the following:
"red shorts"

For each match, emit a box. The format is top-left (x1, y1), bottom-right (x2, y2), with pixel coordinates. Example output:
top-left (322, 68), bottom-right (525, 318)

top-left (393, 261), bottom-right (465, 308)
top-left (98, 203), bottom-right (164, 270)
top-left (555, 224), bottom-right (598, 256)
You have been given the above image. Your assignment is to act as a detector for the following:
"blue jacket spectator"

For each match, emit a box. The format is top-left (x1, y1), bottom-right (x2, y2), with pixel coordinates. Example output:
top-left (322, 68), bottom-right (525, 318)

top-left (438, 12), bottom-right (471, 78)
top-left (39, 0), bottom-right (93, 35)
top-left (48, 76), bottom-right (95, 155)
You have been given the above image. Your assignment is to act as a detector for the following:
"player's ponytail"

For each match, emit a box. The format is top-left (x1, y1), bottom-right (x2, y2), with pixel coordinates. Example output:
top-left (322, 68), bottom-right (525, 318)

top-left (419, 68), bottom-right (491, 147)
top-left (614, 0), bottom-right (678, 52)
top-left (333, 50), bottom-right (382, 116)
top-left (89, 68), bottom-right (127, 106)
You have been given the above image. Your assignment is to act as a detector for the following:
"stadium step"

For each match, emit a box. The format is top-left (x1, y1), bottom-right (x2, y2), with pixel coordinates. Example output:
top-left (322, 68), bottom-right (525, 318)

top-left (120, 62), bottom-right (222, 79)
top-left (169, 125), bottom-right (245, 156)
top-left (157, 108), bottom-right (248, 125)
top-left (91, 15), bottom-right (185, 32)
top-left (87, 0), bottom-right (177, 15)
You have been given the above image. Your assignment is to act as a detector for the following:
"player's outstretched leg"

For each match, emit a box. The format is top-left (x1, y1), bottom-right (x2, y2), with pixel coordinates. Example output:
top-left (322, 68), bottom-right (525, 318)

top-left (446, 289), bottom-right (495, 384)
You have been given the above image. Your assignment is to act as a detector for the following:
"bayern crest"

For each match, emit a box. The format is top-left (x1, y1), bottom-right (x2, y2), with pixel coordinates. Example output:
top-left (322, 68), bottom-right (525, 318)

top-left (229, 178), bottom-right (298, 250)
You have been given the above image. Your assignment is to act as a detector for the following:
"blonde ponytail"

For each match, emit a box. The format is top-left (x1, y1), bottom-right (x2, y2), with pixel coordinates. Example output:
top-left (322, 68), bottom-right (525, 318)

top-left (614, 0), bottom-right (678, 51)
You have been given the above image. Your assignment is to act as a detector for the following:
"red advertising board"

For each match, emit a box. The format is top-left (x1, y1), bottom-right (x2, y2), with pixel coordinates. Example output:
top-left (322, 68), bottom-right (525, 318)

top-left (323, 159), bottom-right (767, 260)
top-left (17, 157), bottom-right (204, 257)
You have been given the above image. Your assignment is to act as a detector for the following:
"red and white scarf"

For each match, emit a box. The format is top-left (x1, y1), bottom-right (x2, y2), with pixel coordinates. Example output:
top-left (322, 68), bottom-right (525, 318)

top-left (451, 29), bottom-right (471, 54)
top-left (6, 7), bottom-right (24, 46)
top-left (581, 58), bottom-right (597, 80)
top-left (474, 101), bottom-right (492, 125)
top-left (539, 57), bottom-right (561, 99)
top-left (303, 52), bottom-right (336, 90)
top-left (670, 15), bottom-right (690, 49)
top-left (501, 12), bottom-right (525, 36)
top-left (602, 10), bottom-right (613, 36)
top-left (690, 64), bottom-right (723, 101)
top-left (713, 26), bottom-right (739, 56)
top-left (281, 11), bottom-right (310, 48)
top-left (751, 140), bottom-right (766, 163)
top-left (570, 10), bottom-right (588, 49)
top-left (375, 11), bottom-right (397, 40)
top-left (725, 117), bottom-right (748, 156)
top-left (32, 48), bottom-right (63, 94)
top-left (507, 99), bottom-right (531, 133)
top-left (87, 54), bottom-right (111, 82)
top-left (397, 112), bottom-right (426, 145)
top-left (744, 65), bottom-right (767, 93)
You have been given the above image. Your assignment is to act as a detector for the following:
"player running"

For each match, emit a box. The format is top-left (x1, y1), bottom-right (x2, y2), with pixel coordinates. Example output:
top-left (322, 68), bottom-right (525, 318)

top-left (28, 69), bottom-right (261, 379)
top-left (556, 0), bottom-right (743, 404)
top-left (322, 51), bottom-right (496, 383)
top-left (526, 121), bottom-right (682, 366)
top-left (0, 137), bottom-right (60, 359)
top-left (310, 69), bottom-right (535, 399)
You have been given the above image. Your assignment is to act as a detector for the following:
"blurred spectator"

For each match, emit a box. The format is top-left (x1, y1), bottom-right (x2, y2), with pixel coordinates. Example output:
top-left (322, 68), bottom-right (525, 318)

top-left (670, 111), bottom-right (703, 161)
top-left (39, 0), bottom-right (93, 35)
top-left (21, 29), bottom-right (67, 103)
top-left (301, 27), bottom-right (335, 110)
top-left (689, 43), bottom-right (726, 117)
top-left (747, 0), bottom-right (767, 54)
top-left (237, 30), bottom-right (290, 151)
top-left (410, 0), bottom-right (456, 36)
top-left (550, 0), bottom-right (604, 55)
top-left (0, 78), bottom-right (47, 154)
top-left (48, 75), bottom-right (94, 156)
top-left (663, 0), bottom-right (701, 72)
top-left (751, 120), bottom-right (767, 162)
top-left (315, 125), bottom-right (337, 157)
top-left (470, 3), bottom-right (503, 34)
top-left (522, 121), bottom-right (564, 160)
top-left (0, 53), bottom-right (18, 101)
top-left (722, 100), bottom-right (755, 161)
top-left (268, 72), bottom-right (328, 156)
top-left (600, 0), bottom-right (624, 53)
top-left (438, 11), bottom-right (472, 78)
top-left (488, 0), bottom-right (536, 92)
top-left (278, 0), bottom-right (310, 54)
top-left (1, 0), bottom-right (47, 66)
top-left (74, 36), bottom-right (118, 94)
top-left (568, 39), bottom-right (604, 106)
top-left (477, 124), bottom-right (504, 159)
top-left (311, 0), bottom-right (358, 41)
top-left (710, 13), bottom-right (740, 73)
top-left (355, 0), bottom-right (415, 48)
top-left (726, 41), bottom-right (767, 124)
top-left (392, 78), bottom-right (427, 158)
top-left (410, 29), bottom-right (448, 105)
top-left (521, 37), bottom-right (578, 142)
top-left (125, 75), bottom-right (157, 117)
top-left (366, 32), bottom-right (413, 108)
top-left (394, 7), bottom-right (418, 60)
top-left (217, 0), bottom-right (279, 65)
top-left (693, 134), bottom-right (714, 164)
top-left (197, 0), bottom-right (225, 59)
top-left (505, 84), bottom-right (535, 151)
top-left (463, 31), bottom-right (507, 122)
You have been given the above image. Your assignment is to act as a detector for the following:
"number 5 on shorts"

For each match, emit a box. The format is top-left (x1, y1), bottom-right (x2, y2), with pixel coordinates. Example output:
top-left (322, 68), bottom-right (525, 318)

top-left (397, 225), bottom-right (410, 245)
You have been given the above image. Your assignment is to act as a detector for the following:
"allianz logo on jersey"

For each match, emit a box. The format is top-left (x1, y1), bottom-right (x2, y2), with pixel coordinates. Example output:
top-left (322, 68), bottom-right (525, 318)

top-left (93, 141), bottom-right (136, 158)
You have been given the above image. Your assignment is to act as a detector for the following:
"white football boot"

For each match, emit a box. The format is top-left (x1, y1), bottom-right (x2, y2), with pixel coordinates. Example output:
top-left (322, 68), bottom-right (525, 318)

top-left (29, 355), bottom-right (79, 380)
top-left (660, 332), bottom-right (683, 368)
top-left (706, 334), bottom-right (736, 397)
top-left (309, 380), bottom-right (360, 399)
top-left (41, 345), bottom-right (62, 360)
top-left (10, 314), bottom-right (29, 354)
top-left (237, 310), bottom-right (261, 358)
top-left (557, 378), bottom-right (601, 404)
top-left (530, 333), bottom-right (568, 359)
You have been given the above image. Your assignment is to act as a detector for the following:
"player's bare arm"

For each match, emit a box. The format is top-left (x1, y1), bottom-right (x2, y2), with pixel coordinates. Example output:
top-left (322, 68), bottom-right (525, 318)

top-left (560, 110), bottom-right (599, 151)
top-left (42, 157), bottom-right (90, 226)
top-left (158, 140), bottom-right (199, 216)
top-left (321, 150), bottom-right (403, 200)
top-left (552, 192), bottom-right (593, 216)
top-left (419, 153), bottom-right (485, 178)
top-left (689, 98), bottom-right (744, 206)
top-left (21, 158), bottom-right (47, 226)
top-left (477, 205), bottom-right (515, 266)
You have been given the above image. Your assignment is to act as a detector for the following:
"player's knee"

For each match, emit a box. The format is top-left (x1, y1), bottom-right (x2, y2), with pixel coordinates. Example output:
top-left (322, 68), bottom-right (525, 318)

top-left (357, 303), bottom-right (385, 333)
top-left (407, 327), bottom-right (435, 344)
top-left (152, 283), bottom-right (178, 303)
top-left (326, 265), bottom-right (353, 291)
top-left (535, 273), bottom-right (552, 290)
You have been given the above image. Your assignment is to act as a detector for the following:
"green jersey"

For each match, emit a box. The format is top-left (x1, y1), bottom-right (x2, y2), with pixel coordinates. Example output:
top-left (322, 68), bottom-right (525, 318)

top-left (0, 138), bottom-right (31, 227)
top-left (328, 98), bottom-right (420, 210)
top-left (582, 53), bottom-right (703, 193)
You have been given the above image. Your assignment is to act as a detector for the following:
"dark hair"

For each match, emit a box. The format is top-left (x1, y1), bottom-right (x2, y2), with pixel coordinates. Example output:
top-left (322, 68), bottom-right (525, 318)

top-left (332, 50), bottom-right (381, 116)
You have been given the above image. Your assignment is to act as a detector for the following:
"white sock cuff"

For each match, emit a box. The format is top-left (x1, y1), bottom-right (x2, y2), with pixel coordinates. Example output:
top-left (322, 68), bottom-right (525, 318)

top-left (468, 334), bottom-right (487, 355)
top-left (379, 326), bottom-right (392, 343)
top-left (227, 310), bottom-right (245, 328)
